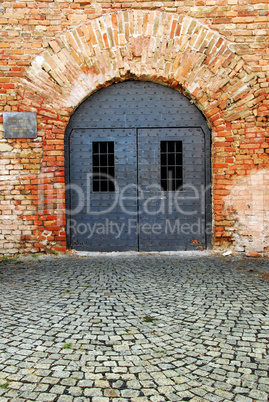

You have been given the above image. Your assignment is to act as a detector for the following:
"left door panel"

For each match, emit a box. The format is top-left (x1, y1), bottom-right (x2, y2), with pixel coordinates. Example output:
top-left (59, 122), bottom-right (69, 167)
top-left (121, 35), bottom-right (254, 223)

top-left (68, 128), bottom-right (138, 251)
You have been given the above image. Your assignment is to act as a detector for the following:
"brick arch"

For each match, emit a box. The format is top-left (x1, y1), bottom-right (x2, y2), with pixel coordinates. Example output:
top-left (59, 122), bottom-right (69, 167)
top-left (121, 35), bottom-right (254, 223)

top-left (19, 10), bottom-right (257, 128)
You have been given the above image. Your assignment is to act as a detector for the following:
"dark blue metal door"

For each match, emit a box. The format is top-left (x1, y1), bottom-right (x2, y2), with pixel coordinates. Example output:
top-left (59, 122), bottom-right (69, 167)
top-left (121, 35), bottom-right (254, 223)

top-left (65, 81), bottom-right (211, 251)
top-left (68, 128), bottom-right (138, 251)
top-left (138, 128), bottom-right (205, 251)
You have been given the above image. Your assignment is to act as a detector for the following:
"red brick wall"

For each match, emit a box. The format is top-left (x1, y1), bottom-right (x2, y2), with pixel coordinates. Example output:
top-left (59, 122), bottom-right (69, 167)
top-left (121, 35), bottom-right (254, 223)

top-left (0, 3), bottom-right (268, 254)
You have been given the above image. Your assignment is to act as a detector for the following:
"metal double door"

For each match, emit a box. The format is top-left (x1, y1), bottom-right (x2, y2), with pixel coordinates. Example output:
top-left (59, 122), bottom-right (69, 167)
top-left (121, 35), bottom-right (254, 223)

top-left (68, 127), bottom-right (206, 251)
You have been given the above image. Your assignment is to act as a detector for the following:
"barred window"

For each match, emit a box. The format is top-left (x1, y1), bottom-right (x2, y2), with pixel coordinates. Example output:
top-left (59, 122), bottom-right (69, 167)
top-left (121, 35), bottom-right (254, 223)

top-left (92, 142), bottom-right (115, 192)
top-left (160, 141), bottom-right (183, 191)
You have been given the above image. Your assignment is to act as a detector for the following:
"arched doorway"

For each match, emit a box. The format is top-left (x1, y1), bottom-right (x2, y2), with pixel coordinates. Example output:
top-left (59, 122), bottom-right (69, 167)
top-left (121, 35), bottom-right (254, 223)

top-left (65, 81), bottom-right (211, 251)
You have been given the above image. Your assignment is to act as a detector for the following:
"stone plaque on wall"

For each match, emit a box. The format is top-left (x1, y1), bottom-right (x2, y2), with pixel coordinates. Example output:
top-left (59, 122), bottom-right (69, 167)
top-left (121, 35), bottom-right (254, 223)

top-left (3, 112), bottom-right (37, 139)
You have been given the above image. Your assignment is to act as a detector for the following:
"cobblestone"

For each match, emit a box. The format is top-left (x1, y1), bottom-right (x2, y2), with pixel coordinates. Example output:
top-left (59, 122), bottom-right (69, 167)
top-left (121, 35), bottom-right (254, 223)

top-left (0, 254), bottom-right (268, 401)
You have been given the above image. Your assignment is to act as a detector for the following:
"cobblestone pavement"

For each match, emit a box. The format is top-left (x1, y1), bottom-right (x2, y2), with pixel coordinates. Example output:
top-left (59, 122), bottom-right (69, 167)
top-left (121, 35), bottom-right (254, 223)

top-left (0, 253), bottom-right (268, 402)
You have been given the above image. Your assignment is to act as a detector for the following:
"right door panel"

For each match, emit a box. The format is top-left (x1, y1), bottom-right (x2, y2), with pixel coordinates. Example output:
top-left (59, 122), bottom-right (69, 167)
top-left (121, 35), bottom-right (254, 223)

top-left (138, 128), bottom-right (206, 251)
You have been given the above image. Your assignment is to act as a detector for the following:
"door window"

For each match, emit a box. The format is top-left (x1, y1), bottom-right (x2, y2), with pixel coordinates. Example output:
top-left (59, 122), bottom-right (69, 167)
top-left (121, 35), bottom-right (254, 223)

top-left (160, 141), bottom-right (183, 191)
top-left (92, 141), bottom-right (115, 192)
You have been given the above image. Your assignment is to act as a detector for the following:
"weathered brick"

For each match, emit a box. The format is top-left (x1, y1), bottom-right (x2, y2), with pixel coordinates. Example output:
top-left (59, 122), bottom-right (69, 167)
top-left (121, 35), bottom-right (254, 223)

top-left (0, 5), bottom-right (267, 254)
